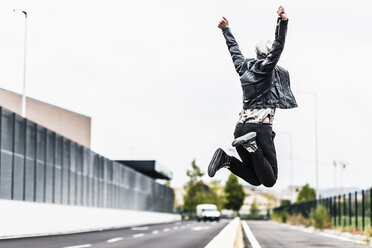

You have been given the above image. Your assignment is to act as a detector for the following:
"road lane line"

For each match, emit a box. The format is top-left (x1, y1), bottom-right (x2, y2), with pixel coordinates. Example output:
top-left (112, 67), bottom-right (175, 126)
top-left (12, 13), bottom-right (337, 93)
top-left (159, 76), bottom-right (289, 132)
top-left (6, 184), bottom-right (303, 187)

top-left (107, 237), bottom-right (124, 243)
top-left (173, 226), bottom-right (179, 230)
top-left (242, 221), bottom-right (262, 248)
top-left (152, 230), bottom-right (159, 234)
top-left (133, 233), bottom-right (145, 238)
top-left (163, 228), bottom-right (170, 232)
top-left (191, 226), bottom-right (211, 231)
top-left (63, 245), bottom-right (92, 248)
top-left (131, 226), bottom-right (149, 231)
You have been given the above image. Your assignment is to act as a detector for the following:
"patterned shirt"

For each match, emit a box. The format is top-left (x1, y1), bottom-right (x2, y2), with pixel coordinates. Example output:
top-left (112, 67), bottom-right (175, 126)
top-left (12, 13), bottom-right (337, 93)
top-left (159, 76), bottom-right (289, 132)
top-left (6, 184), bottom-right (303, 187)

top-left (238, 108), bottom-right (276, 124)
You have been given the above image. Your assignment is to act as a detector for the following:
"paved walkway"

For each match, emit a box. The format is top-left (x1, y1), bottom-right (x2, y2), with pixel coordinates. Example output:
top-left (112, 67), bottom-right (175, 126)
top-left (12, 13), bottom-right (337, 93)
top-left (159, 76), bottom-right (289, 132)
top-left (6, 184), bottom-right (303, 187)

top-left (245, 221), bottom-right (368, 248)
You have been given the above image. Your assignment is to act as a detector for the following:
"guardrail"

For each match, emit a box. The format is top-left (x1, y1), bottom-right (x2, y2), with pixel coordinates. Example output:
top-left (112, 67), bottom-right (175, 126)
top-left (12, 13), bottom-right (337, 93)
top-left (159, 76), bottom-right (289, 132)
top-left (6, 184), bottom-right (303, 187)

top-left (273, 188), bottom-right (372, 231)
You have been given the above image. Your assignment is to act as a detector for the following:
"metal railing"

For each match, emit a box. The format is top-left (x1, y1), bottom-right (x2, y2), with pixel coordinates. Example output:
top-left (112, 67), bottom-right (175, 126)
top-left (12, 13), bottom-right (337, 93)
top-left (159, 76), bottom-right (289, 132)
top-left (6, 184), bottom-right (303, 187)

top-left (273, 188), bottom-right (372, 231)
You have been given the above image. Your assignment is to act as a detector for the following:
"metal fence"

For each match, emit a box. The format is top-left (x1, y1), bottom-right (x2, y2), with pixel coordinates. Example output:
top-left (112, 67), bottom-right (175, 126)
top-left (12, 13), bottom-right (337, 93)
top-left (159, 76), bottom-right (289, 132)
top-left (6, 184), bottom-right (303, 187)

top-left (0, 107), bottom-right (174, 213)
top-left (273, 188), bottom-right (372, 231)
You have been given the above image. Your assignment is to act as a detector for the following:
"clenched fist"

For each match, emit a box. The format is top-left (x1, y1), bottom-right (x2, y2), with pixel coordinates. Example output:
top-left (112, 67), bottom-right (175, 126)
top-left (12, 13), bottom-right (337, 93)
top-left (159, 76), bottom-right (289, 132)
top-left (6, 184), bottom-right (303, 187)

top-left (218, 17), bottom-right (229, 29)
top-left (277, 6), bottom-right (288, 20)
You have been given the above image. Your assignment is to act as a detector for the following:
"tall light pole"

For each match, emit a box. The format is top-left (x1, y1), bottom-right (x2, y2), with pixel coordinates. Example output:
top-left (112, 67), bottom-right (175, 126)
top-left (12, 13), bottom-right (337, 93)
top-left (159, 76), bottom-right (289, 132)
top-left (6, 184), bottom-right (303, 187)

top-left (13, 9), bottom-right (28, 118)
top-left (297, 91), bottom-right (319, 196)
top-left (279, 132), bottom-right (294, 186)
top-left (289, 133), bottom-right (294, 186)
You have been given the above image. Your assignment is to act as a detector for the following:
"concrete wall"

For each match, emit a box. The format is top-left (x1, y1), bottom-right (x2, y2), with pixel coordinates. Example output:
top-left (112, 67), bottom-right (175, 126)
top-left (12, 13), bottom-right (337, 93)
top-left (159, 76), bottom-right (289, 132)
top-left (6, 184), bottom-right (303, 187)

top-left (0, 88), bottom-right (91, 148)
top-left (0, 199), bottom-right (181, 239)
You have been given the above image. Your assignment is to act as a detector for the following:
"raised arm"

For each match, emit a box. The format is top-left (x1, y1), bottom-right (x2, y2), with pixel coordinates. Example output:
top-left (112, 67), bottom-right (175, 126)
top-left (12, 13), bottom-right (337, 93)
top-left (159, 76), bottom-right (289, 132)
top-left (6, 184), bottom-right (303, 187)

top-left (261, 6), bottom-right (288, 72)
top-left (218, 17), bottom-right (246, 76)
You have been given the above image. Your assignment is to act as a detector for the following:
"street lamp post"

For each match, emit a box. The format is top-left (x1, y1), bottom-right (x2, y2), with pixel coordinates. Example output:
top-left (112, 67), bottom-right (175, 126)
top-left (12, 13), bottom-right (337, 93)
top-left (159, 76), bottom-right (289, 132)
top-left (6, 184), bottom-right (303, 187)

top-left (297, 91), bottom-right (319, 196)
top-left (13, 9), bottom-right (28, 118)
top-left (289, 133), bottom-right (294, 186)
top-left (279, 132), bottom-right (294, 186)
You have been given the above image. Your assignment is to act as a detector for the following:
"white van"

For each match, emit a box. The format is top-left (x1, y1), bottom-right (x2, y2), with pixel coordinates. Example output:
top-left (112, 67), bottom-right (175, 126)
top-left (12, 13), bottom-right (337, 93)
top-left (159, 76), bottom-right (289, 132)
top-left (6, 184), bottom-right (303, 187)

top-left (196, 204), bottom-right (220, 222)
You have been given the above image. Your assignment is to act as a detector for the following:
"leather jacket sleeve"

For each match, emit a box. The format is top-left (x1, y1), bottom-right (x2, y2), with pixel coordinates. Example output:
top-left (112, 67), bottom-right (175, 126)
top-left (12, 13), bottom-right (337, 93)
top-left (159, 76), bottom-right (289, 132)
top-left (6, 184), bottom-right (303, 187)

top-left (261, 18), bottom-right (288, 72)
top-left (222, 27), bottom-right (248, 76)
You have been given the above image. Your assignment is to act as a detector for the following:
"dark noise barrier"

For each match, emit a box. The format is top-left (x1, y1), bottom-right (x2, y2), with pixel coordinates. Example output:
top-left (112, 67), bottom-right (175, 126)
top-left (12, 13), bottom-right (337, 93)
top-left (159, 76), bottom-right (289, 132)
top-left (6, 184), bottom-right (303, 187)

top-left (0, 107), bottom-right (174, 213)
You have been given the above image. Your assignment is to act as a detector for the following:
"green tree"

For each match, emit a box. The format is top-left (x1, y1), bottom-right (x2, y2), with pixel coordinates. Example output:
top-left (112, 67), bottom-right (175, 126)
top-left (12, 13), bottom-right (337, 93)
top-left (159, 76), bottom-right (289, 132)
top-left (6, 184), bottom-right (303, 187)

top-left (296, 184), bottom-right (316, 203)
top-left (183, 160), bottom-right (205, 211)
top-left (165, 179), bottom-right (171, 187)
top-left (224, 174), bottom-right (245, 213)
top-left (280, 199), bottom-right (291, 207)
top-left (183, 181), bottom-right (206, 211)
top-left (183, 160), bottom-right (227, 211)
top-left (249, 198), bottom-right (260, 216)
top-left (204, 180), bottom-right (225, 210)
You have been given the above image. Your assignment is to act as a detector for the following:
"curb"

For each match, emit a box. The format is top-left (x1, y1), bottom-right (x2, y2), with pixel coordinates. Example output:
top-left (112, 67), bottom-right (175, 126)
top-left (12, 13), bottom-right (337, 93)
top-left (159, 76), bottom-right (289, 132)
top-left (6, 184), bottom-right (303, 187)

top-left (273, 221), bottom-right (372, 246)
top-left (204, 218), bottom-right (244, 248)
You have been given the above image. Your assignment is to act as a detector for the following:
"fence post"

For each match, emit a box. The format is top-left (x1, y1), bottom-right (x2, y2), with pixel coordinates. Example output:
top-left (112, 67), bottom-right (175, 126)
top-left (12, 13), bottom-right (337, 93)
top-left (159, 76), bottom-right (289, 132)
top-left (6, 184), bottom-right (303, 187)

top-left (343, 194), bottom-right (346, 227)
top-left (328, 196), bottom-right (333, 225)
top-left (334, 195), bottom-right (337, 227)
top-left (362, 190), bottom-right (365, 231)
top-left (370, 188), bottom-right (372, 230)
top-left (355, 191), bottom-right (358, 230)
top-left (328, 197), bottom-right (331, 214)
top-left (348, 192), bottom-right (352, 228)
top-left (338, 194), bottom-right (341, 226)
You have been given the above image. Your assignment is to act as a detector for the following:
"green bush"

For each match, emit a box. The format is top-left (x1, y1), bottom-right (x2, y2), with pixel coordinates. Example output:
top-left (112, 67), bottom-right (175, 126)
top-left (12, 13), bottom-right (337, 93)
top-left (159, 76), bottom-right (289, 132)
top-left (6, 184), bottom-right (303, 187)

top-left (310, 205), bottom-right (331, 229)
top-left (280, 210), bottom-right (288, 223)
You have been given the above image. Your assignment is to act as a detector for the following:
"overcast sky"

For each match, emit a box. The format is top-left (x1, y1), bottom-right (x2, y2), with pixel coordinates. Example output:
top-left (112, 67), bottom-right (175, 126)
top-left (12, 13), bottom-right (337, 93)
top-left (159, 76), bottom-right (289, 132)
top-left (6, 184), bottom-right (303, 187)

top-left (1, 0), bottom-right (371, 192)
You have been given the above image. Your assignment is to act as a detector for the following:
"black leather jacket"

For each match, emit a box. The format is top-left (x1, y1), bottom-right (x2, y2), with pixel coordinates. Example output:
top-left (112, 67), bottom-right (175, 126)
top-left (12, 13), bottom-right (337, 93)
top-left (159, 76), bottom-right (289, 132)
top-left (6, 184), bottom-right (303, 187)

top-left (222, 18), bottom-right (297, 109)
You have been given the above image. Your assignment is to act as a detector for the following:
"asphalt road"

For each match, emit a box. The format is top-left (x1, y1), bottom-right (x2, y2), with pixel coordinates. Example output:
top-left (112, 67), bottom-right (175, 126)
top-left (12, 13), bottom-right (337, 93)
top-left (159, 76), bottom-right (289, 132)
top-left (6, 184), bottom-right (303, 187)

top-left (0, 220), bottom-right (228, 248)
top-left (246, 220), bottom-right (367, 248)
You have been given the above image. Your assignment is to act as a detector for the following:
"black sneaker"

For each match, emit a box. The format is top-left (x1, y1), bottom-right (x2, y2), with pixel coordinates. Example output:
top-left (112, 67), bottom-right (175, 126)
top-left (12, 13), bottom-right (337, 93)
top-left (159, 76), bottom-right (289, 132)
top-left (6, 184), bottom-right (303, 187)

top-left (232, 132), bottom-right (258, 153)
top-left (208, 148), bottom-right (231, 177)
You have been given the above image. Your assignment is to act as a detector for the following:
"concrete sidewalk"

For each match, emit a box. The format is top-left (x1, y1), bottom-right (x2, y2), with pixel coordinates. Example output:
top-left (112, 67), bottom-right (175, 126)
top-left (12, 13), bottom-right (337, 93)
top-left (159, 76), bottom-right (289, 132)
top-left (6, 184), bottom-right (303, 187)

top-left (244, 221), bottom-right (369, 248)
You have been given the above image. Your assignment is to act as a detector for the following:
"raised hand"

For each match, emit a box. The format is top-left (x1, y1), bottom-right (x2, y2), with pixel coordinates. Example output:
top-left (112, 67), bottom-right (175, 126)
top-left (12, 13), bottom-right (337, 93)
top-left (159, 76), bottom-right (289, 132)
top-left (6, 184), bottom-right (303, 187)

top-left (218, 17), bottom-right (229, 29)
top-left (277, 6), bottom-right (288, 20)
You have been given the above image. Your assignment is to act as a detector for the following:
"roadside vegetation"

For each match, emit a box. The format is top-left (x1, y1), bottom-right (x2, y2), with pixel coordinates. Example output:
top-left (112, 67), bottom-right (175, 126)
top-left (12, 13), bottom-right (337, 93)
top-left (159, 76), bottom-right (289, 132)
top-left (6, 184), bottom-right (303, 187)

top-left (181, 160), bottom-right (245, 219)
top-left (271, 184), bottom-right (372, 239)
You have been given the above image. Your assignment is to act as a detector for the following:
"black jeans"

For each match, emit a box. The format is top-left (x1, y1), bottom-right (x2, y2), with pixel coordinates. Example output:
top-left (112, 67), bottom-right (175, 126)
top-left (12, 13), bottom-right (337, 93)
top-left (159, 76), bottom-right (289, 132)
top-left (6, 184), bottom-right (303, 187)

top-left (229, 122), bottom-right (278, 187)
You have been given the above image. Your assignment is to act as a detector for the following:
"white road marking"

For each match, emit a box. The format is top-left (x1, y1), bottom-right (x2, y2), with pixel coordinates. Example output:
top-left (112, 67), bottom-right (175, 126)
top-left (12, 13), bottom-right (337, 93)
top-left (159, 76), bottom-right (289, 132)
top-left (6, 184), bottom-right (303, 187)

top-left (132, 233), bottom-right (145, 238)
top-left (133, 233), bottom-right (145, 238)
top-left (163, 228), bottom-right (170, 232)
top-left (107, 237), bottom-right (123, 243)
top-left (173, 226), bottom-right (179, 230)
top-left (191, 226), bottom-right (210, 231)
top-left (131, 226), bottom-right (149, 231)
top-left (63, 245), bottom-right (92, 248)
top-left (180, 226), bottom-right (186, 229)
top-left (242, 221), bottom-right (262, 248)
top-left (152, 230), bottom-right (159, 234)
top-left (174, 222), bottom-right (181, 225)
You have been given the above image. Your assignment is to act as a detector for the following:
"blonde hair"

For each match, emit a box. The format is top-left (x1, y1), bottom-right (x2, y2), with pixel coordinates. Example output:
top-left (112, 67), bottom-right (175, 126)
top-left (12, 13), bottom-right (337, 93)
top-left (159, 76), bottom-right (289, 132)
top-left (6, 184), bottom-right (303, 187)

top-left (255, 39), bottom-right (273, 59)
